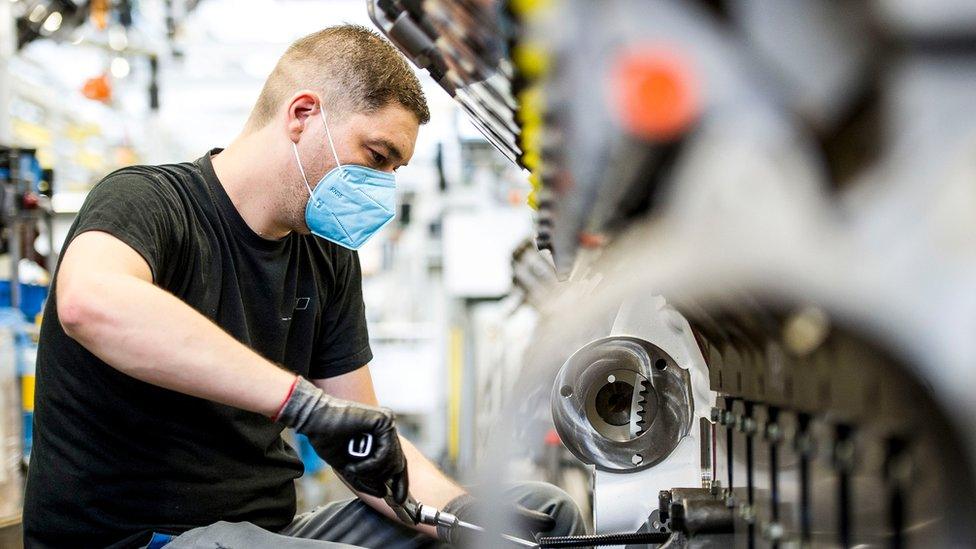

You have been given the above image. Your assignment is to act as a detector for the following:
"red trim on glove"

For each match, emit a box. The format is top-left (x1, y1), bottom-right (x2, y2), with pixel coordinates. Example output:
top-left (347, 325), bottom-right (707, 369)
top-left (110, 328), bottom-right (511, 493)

top-left (271, 375), bottom-right (300, 422)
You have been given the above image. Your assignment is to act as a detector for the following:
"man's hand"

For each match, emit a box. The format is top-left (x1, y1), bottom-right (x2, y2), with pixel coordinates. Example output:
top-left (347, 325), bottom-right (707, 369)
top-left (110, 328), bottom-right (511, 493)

top-left (275, 376), bottom-right (409, 502)
top-left (312, 369), bottom-right (465, 539)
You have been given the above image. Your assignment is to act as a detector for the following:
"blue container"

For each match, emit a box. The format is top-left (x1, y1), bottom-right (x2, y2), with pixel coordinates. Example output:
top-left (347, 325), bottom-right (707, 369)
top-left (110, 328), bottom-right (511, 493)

top-left (0, 309), bottom-right (25, 462)
top-left (297, 433), bottom-right (326, 474)
top-left (23, 412), bottom-right (32, 461)
top-left (0, 280), bottom-right (49, 321)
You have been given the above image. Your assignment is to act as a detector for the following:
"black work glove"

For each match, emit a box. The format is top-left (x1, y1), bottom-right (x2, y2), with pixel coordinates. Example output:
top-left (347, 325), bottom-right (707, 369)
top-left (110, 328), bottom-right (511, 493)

top-left (275, 376), bottom-right (408, 503)
top-left (438, 493), bottom-right (556, 546)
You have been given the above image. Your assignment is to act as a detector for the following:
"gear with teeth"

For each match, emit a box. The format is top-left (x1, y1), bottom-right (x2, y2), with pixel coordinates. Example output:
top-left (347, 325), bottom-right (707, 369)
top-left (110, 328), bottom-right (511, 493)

top-left (634, 379), bottom-right (651, 436)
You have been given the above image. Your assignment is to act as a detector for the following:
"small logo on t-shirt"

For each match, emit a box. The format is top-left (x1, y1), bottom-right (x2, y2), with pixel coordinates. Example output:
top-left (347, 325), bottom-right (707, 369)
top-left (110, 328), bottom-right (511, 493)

top-left (281, 297), bottom-right (311, 321)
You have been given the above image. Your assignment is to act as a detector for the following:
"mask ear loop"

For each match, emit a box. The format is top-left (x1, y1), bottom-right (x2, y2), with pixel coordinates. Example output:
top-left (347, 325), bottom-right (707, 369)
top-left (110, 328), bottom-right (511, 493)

top-left (320, 108), bottom-right (343, 168)
top-left (292, 142), bottom-right (314, 196)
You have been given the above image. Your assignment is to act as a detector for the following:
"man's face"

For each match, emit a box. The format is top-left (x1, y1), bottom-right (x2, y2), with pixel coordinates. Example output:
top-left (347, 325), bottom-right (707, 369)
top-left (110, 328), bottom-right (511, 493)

top-left (287, 101), bottom-right (419, 234)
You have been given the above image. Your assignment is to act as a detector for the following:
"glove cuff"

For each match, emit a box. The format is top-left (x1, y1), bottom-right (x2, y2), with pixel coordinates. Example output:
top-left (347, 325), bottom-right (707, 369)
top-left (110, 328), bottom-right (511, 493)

top-left (274, 376), bottom-right (325, 429)
top-left (438, 493), bottom-right (476, 541)
top-left (271, 375), bottom-right (300, 422)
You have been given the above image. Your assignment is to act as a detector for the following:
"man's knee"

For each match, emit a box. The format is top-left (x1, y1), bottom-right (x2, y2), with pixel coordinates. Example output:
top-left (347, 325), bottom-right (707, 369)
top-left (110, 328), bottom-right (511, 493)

top-left (509, 481), bottom-right (586, 537)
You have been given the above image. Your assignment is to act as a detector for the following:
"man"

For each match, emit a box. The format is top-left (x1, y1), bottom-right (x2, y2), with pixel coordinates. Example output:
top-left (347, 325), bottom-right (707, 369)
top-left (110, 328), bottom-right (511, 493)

top-left (23, 25), bottom-right (583, 548)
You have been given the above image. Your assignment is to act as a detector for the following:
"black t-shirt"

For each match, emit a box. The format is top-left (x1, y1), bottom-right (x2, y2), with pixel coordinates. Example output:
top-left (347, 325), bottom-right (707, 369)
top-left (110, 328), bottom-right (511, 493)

top-left (23, 150), bottom-right (373, 548)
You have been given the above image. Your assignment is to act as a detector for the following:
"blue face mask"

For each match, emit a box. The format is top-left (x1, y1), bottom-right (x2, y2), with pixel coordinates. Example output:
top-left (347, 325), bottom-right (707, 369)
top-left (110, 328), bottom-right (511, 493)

top-left (292, 109), bottom-right (396, 250)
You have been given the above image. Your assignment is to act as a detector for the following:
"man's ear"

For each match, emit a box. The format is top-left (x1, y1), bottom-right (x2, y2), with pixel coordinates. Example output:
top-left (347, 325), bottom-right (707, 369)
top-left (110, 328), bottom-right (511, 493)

top-left (286, 91), bottom-right (320, 144)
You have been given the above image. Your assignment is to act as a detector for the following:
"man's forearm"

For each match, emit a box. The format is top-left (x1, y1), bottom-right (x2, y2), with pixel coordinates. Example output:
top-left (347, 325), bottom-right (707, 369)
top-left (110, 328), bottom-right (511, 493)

top-left (60, 270), bottom-right (294, 416)
top-left (354, 436), bottom-right (466, 538)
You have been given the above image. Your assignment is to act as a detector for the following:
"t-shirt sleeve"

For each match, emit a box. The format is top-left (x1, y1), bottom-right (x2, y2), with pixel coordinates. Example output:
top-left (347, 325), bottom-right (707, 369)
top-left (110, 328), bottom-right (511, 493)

top-left (309, 248), bottom-right (373, 379)
top-left (69, 170), bottom-right (186, 284)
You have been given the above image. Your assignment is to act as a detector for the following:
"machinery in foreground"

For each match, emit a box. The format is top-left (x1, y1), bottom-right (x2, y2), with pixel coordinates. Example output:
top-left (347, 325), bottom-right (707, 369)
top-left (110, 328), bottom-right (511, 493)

top-left (371, 0), bottom-right (976, 546)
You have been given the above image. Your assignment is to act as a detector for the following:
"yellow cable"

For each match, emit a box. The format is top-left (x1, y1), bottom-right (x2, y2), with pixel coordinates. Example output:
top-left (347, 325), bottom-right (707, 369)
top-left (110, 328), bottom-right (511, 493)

top-left (447, 327), bottom-right (464, 463)
top-left (22, 375), bottom-right (35, 413)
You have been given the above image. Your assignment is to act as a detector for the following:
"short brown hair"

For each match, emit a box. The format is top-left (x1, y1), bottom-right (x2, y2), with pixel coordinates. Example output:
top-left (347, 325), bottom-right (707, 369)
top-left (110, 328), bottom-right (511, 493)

top-left (248, 25), bottom-right (429, 128)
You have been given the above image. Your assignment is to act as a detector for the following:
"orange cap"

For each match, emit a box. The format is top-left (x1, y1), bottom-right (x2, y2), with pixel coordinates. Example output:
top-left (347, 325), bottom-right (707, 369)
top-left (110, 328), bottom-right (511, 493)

top-left (82, 74), bottom-right (112, 103)
top-left (609, 46), bottom-right (700, 142)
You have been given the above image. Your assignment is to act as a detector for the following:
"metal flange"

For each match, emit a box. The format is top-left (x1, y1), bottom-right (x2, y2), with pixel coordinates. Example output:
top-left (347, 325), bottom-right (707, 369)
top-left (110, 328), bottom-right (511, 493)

top-left (551, 336), bottom-right (694, 472)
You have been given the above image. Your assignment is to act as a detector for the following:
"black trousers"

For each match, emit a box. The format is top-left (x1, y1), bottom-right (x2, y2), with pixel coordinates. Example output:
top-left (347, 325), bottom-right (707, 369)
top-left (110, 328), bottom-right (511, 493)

top-left (164, 481), bottom-right (586, 548)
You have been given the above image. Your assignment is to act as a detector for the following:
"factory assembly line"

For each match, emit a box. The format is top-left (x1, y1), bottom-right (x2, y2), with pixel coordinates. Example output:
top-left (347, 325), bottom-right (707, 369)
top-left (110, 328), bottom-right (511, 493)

top-left (372, 0), bottom-right (976, 547)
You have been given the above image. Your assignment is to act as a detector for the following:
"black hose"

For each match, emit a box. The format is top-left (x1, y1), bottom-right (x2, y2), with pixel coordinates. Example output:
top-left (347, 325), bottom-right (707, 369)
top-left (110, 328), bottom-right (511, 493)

top-left (537, 531), bottom-right (671, 548)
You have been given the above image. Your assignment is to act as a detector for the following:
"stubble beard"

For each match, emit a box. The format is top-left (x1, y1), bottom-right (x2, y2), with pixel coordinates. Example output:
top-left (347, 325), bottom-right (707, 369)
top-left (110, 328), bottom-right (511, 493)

top-left (290, 180), bottom-right (312, 235)
top-left (275, 162), bottom-right (313, 235)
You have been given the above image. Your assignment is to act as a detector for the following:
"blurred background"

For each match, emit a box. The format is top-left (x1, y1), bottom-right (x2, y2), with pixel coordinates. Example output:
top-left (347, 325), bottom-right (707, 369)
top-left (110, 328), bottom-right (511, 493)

top-left (5, 1), bottom-right (976, 548)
